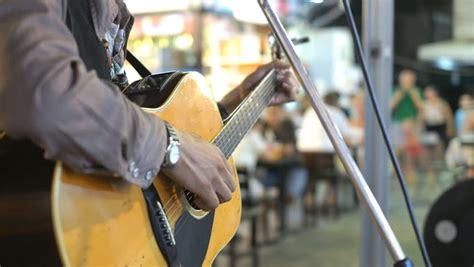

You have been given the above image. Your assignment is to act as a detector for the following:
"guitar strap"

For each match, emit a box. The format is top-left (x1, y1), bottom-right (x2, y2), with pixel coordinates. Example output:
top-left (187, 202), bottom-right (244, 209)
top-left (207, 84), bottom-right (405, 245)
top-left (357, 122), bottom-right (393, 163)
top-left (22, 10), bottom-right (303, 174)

top-left (126, 50), bottom-right (152, 78)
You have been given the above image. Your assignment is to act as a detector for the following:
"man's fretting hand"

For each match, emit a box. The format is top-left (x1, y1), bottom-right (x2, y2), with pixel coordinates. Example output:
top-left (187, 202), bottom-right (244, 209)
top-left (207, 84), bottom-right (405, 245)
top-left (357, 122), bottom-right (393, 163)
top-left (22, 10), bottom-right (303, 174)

top-left (219, 60), bottom-right (299, 113)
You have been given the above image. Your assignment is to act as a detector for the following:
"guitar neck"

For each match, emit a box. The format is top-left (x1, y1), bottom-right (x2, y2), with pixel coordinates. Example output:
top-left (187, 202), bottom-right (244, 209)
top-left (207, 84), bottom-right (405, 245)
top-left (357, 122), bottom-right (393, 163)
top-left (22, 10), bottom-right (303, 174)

top-left (213, 70), bottom-right (277, 158)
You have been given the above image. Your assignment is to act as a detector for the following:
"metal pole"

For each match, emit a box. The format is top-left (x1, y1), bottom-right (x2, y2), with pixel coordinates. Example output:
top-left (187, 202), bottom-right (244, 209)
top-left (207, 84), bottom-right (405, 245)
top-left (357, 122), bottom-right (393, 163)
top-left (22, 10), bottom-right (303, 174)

top-left (360, 0), bottom-right (394, 266)
top-left (257, 0), bottom-right (406, 262)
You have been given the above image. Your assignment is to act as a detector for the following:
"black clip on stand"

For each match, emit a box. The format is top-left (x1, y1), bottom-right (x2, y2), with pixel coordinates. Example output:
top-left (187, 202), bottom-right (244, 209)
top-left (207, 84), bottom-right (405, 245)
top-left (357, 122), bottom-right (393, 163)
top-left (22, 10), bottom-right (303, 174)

top-left (258, 1), bottom-right (415, 266)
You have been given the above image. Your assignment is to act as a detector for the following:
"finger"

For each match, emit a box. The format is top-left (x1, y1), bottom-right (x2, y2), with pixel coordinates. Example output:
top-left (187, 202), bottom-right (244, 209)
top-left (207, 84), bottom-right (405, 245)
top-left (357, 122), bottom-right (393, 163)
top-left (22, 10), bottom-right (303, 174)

top-left (276, 72), bottom-right (298, 96)
top-left (272, 93), bottom-right (290, 105)
top-left (224, 164), bottom-right (236, 192)
top-left (276, 68), bottom-right (291, 77)
top-left (193, 198), bottom-right (210, 211)
top-left (255, 61), bottom-right (277, 77)
top-left (272, 60), bottom-right (291, 70)
top-left (219, 156), bottom-right (236, 192)
top-left (214, 179), bottom-right (233, 203)
top-left (194, 193), bottom-right (220, 211)
top-left (214, 147), bottom-right (234, 177)
top-left (282, 81), bottom-right (298, 99)
top-left (275, 82), bottom-right (293, 99)
top-left (276, 71), bottom-right (297, 88)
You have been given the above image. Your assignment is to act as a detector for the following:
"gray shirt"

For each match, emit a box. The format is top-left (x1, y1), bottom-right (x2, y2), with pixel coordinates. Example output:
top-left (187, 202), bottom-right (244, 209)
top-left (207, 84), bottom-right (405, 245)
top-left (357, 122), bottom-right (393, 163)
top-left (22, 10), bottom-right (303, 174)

top-left (0, 0), bottom-right (167, 188)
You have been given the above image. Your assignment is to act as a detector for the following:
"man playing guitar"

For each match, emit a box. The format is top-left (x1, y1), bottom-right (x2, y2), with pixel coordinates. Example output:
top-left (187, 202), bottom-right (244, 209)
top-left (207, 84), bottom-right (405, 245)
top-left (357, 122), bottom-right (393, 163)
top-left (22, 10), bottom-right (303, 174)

top-left (0, 0), bottom-right (297, 265)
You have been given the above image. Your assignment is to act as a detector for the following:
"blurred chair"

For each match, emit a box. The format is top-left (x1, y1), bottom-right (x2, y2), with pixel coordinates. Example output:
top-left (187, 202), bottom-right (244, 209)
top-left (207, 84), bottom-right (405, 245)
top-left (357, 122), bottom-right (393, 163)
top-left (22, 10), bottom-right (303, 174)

top-left (224, 167), bottom-right (261, 267)
top-left (301, 152), bottom-right (342, 224)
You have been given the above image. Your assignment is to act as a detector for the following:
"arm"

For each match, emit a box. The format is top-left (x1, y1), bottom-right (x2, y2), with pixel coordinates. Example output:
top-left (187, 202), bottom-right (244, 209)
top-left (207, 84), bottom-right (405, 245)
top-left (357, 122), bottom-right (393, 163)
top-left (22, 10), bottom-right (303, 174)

top-left (0, 0), bottom-right (235, 210)
top-left (0, 0), bottom-right (167, 188)
top-left (443, 101), bottom-right (455, 137)
top-left (408, 89), bottom-right (424, 112)
top-left (390, 90), bottom-right (404, 111)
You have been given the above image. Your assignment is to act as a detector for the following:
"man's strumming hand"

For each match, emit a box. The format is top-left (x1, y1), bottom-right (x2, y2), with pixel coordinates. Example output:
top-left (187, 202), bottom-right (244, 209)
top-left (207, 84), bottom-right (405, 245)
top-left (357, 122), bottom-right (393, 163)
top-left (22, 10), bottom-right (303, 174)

top-left (160, 130), bottom-right (235, 211)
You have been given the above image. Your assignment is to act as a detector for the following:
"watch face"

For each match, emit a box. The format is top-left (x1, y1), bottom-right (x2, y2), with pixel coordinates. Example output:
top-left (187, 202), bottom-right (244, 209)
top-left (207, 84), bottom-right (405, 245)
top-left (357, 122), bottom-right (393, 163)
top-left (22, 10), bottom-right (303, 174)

top-left (169, 144), bottom-right (180, 165)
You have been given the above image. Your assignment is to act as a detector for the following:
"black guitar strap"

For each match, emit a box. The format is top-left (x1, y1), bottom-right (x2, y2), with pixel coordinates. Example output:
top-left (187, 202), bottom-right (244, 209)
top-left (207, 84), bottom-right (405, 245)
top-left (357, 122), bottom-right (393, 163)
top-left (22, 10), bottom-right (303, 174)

top-left (126, 50), bottom-right (152, 78)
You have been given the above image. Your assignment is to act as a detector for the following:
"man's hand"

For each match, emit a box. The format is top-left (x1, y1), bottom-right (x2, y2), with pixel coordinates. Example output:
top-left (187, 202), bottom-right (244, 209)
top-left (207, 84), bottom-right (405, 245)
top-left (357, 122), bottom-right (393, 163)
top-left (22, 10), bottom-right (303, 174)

top-left (219, 60), bottom-right (298, 113)
top-left (161, 130), bottom-right (236, 211)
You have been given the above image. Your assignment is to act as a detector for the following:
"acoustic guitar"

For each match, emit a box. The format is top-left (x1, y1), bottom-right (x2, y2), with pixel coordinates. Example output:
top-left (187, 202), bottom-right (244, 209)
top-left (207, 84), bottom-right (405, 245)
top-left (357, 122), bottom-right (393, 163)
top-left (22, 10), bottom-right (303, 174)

top-left (10, 68), bottom-right (275, 266)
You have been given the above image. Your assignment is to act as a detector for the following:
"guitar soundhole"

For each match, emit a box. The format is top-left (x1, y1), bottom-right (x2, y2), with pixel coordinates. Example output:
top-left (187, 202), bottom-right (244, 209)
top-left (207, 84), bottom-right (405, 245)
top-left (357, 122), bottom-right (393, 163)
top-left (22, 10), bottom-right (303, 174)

top-left (184, 190), bottom-right (200, 210)
top-left (181, 189), bottom-right (208, 219)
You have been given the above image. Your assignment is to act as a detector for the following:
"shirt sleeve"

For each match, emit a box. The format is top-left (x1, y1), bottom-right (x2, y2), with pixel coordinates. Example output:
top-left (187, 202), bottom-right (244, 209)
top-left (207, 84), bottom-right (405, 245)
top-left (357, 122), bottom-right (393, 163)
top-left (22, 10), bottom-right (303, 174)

top-left (0, 0), bottom-right (167, 188)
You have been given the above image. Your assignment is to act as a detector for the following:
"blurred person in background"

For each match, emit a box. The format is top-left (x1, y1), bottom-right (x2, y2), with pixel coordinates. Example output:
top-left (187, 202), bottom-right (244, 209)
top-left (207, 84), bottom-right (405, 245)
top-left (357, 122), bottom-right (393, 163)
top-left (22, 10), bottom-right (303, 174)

top-left (298, 91), bottom-right (356, 152)
top-left (402, 120), bottom-right (425, 186)
top-left (390, 69), bottom-right (423, 150)
top-left (446, 107), bottom-right (474, 179)
top-left (420, 85), bottom-right (454, 149)
top-left (349, 90), bottom-right (365, 130)
top-left (390, 70), bottom-right (424, 186)
top-left (260, 106), bottom-right (307, 203)
top-left (298, 91), bottom-right (357, 212)
top-left (233, 121), bottom-right (267, 201)
top-left (455, 94), bottom-right (472, 135)
top-left (349, 90), bottom-right (366, 168)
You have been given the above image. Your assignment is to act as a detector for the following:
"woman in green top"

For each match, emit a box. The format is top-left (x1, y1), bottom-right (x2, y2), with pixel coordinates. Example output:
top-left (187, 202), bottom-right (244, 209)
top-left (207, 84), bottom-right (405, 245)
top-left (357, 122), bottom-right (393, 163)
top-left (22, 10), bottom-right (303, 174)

top-left (391, 69), bottom-right (424, 123)
top-left (390, 70), bottom-right (424, 185)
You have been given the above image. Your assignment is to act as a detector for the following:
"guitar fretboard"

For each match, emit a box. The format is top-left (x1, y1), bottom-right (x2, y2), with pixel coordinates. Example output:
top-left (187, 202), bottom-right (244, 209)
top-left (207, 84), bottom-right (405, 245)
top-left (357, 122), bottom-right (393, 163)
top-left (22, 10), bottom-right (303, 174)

top-left (213, 70), bottom-right (277, 158)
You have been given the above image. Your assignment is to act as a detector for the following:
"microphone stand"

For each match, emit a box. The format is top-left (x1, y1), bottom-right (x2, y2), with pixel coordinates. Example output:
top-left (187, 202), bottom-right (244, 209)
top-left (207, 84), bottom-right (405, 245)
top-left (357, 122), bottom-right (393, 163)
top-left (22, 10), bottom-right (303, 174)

top-left (257, 1), bottom-right (414, 266)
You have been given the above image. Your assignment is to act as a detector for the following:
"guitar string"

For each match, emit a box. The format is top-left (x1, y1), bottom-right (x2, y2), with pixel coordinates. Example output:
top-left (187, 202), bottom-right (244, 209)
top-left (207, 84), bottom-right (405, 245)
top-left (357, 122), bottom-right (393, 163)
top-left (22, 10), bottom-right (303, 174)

top-left (219, 76), bottom-right (275, 157)
top-left (162, 193), bottom-right (178, 212)
top-left (162, 187), bottom-right (192, 213)
top-left (226, 73), bottom-right (275, 155)
top-left (159, 74), bottom-right (277, 235)
top-left (215, 72), bottom-right (276, 157)
top-left (160, 191), bottom-right (190, 226)
top-left (162, 190), bottom-right (188, 215)
top-left (164, 196), bottom-right (181, 221)
top-left (230, 84), bottom-right (273, 153)
top-left (165, 191), bottom-right (192, 222)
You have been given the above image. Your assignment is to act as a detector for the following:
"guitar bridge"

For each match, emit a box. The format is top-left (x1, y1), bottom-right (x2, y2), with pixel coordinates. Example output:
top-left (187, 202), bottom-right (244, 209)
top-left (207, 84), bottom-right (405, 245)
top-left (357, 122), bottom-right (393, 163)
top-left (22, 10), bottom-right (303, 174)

top-left (142, 186), bottom-right (180, 266)
top-left (155, 200), bottom-right (176, 247)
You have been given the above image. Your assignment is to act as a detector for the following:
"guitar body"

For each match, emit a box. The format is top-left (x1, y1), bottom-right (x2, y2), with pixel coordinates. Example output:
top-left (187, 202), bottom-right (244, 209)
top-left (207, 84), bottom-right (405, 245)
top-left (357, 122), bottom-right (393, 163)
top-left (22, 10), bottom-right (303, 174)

top-left (52, 72), bottom-right (241, 266)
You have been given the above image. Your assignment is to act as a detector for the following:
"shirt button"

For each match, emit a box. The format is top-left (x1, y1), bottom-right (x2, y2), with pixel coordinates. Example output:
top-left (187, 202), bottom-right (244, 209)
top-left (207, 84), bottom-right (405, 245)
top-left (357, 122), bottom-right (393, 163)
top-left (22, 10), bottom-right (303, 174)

top-left (132, 168), bottom-right (140, 179)
top-left (145, 170), bottom-right (157, 181)
top-left (128, 161), bottom-right (136, 173)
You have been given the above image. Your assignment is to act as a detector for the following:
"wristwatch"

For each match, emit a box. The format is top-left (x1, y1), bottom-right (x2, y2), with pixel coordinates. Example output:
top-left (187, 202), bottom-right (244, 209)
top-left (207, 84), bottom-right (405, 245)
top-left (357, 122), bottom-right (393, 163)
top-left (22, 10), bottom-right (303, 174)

top-left (161, 122), bottom-right (181, 168)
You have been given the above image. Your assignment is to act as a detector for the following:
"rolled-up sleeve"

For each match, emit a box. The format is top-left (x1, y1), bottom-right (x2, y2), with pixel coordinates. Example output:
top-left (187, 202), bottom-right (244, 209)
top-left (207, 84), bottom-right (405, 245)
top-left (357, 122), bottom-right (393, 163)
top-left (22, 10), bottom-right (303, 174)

top-left (0, 0), bottom-right (167, 188)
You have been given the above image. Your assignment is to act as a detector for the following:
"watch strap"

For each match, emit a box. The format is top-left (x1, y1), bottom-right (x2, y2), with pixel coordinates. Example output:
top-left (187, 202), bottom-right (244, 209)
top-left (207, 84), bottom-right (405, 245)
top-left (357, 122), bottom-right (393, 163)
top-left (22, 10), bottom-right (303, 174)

top-left (164, 121), bottom-right (179, 145)
top-left (162, 122), bottom-right (180, 168)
